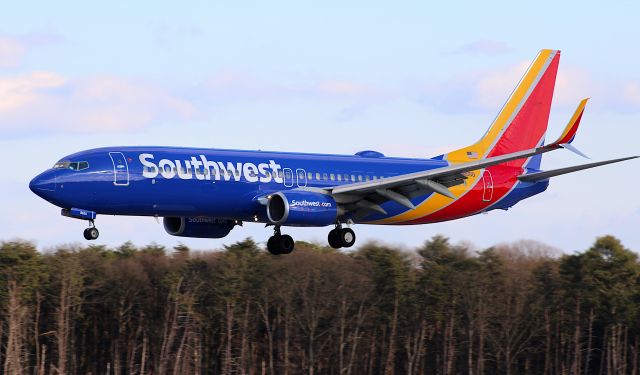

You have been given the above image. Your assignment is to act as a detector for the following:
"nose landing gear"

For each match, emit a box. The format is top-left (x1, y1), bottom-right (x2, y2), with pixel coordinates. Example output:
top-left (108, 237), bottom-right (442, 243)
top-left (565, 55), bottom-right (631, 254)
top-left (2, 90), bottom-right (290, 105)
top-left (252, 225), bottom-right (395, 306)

top-left (267, 226), bottom-right (294, 255)
top-left (83, 221), bottom-right (100, 241)
top-left (328, 225), bottom-right (356, 249)
top-left (61, 209), bottom-right (100, 241)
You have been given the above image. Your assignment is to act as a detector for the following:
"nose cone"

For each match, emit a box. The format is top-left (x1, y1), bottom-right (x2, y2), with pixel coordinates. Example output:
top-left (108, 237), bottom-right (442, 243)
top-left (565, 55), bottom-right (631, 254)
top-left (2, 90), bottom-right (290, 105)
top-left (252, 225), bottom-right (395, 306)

top-left (29, 170), bottom-right (57, 198)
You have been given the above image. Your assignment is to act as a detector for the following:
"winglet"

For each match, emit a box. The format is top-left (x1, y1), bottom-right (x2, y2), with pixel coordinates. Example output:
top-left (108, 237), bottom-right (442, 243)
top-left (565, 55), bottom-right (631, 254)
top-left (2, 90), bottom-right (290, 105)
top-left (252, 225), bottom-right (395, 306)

top-left (548, 98), bottom-right (589, 154)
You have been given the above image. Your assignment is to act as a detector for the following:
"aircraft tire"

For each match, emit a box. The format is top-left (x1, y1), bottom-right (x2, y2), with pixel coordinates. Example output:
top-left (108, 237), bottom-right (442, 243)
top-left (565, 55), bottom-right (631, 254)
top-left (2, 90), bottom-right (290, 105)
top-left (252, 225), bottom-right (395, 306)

top-left (84, 227), bottom-right (99, 241)
top-left (279, 235), bottom-right (295, 254)
top-left (328, 229), bottom-right (342, 249)
top-left (339, 228), bottom-right (356, 248)
top-left (267, 236), bottom-right (280, 255)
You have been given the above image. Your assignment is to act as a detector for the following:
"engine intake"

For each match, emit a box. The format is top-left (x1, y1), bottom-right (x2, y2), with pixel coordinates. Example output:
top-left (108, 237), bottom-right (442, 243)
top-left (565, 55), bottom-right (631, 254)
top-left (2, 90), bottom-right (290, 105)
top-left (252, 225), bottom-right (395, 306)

top-left (266, 191), bottom-right (337, 226)
top-left (163, 217), bottom-right (235, 238)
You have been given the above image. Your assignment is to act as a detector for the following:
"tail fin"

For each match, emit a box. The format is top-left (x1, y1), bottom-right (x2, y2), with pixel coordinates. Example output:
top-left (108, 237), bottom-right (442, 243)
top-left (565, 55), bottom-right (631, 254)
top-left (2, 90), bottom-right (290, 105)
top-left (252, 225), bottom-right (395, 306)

top-left (444, 49), bottom-right (561, 166)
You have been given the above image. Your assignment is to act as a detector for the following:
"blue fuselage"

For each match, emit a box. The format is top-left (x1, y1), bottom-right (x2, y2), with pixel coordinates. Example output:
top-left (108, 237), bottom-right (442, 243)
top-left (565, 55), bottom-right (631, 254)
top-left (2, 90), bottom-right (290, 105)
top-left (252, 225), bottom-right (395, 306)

top-left (30, 146), bottom-right (464, 223)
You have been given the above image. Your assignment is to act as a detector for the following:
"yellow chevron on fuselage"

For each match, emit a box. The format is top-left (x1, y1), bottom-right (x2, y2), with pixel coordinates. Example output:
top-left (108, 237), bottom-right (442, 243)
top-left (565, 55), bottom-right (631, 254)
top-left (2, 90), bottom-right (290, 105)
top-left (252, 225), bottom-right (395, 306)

top-left (371, 49), bottom-right (555, 224)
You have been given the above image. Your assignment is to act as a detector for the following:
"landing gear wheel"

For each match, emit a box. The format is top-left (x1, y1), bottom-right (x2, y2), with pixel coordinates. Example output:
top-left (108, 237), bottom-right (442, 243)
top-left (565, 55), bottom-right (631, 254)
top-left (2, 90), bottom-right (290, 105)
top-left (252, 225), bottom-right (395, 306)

top-left (267, 236), bottom-right (280, 255)
top-left (328, 229), bottom-right (342, 249)
top-left (267, 226), bottom-right (295, 255)
top-left (278, 235), bottom-right (294, 254)
top-left (339, 228), bottom-right (356, 248)
top-left (83, 227), bottom-right (99, 241)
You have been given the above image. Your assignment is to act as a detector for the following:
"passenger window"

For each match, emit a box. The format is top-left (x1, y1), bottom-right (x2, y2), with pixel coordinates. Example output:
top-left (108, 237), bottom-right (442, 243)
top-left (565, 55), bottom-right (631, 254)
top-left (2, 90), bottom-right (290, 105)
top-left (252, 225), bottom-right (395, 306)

top-left (322, 173), bottom-right (328, 180)
top-left (330, 173), bottom-right (335, 181)
top-left (307, 172), bottom-right (313, 181)
top-left (351, 175), bottom-right (355, 182)
top-left (285, 170), bottom-right (292, 179)
top-left (365, 175), bottom-right (370, 181)
top-left (344, 174), bottom-right (349, 181)
top-left (316, 172), bottom-right (321, 180)
top-left (358, 175), bottom-right (363, 182)
top-left (337, 174), bottom-right (342, 181)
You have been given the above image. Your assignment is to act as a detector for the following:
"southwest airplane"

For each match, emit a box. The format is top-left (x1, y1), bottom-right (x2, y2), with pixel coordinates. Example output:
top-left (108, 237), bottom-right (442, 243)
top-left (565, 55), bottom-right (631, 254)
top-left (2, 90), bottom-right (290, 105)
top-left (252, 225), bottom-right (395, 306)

top-left (30, 50), bottom-right (638, 254)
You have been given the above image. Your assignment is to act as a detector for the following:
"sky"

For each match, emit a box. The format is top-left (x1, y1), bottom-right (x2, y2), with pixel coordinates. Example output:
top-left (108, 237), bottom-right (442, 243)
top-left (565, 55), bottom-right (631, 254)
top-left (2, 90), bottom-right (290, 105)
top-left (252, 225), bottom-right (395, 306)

top-left (1, 0), bottom-right (639, 253)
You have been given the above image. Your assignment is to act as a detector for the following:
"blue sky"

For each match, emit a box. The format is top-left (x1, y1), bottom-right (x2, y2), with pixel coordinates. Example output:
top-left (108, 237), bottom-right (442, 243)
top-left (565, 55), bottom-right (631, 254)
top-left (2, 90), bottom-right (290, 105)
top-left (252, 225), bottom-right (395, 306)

top-left (1, 0), bottom-right (639, 252)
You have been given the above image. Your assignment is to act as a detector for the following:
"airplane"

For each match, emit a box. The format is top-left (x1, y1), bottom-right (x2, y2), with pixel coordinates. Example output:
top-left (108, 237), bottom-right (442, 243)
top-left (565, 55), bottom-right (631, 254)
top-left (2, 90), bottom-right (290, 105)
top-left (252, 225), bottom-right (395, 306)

top-left (29, 49), bottom-right (638, 255)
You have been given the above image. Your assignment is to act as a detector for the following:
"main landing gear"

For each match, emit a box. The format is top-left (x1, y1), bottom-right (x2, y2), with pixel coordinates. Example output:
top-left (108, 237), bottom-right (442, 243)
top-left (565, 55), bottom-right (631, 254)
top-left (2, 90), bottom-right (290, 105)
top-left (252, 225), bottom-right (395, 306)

top-left (328, 225), bottom-right (356, 249)
top-left (267, 226), bottom-right (294, 255)
top-left (83, 220), bottom-right (100, 241)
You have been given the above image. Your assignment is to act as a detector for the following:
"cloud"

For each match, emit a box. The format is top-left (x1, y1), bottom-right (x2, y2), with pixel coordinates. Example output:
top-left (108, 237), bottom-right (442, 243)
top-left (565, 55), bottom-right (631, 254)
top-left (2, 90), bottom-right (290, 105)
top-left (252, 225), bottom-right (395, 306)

top-left (0, 73), bottom-right (195, 135)
top-left (0, 32), bottom-right (63, 69)
top-left (0, 71), bottom-right (66, 112)
top-left (0, 37), bottom-right (27, 68)
top-left (451, 40), bottom-right (512, 56)
top-left (414, 60), bottom-right (608, 114)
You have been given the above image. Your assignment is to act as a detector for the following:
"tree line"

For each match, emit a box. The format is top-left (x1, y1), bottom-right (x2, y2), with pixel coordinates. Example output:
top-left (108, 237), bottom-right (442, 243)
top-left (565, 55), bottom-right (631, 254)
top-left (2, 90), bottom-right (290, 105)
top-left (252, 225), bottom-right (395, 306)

top-left (0, 234), bottom-right (638, 375)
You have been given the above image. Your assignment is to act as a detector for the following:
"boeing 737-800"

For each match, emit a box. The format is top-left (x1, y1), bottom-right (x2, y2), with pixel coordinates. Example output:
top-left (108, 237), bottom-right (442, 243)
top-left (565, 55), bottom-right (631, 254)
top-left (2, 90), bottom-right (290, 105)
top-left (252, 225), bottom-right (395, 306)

top-left (29, 50), bottom-right (638, 254)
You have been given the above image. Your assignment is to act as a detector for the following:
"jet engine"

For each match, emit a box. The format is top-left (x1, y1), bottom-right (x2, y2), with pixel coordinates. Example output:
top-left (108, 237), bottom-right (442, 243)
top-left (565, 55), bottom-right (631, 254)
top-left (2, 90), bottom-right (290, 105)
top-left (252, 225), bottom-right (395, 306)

top-left (266, 191), bottom-right (338, 226)
top-left (163, 217), bottom-right (235, 238)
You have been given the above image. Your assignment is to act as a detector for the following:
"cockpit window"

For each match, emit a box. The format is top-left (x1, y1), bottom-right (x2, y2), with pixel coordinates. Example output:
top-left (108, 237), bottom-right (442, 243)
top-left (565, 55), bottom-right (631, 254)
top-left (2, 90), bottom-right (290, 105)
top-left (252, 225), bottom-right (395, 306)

top-left (53, 161), bottom-right (89, 171)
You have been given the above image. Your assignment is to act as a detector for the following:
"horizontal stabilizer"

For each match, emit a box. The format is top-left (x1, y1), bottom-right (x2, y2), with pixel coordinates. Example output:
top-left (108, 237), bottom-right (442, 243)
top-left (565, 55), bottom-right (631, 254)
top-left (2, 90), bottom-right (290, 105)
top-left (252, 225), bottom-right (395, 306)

top-left (517, 156), bottom-right (638, 182)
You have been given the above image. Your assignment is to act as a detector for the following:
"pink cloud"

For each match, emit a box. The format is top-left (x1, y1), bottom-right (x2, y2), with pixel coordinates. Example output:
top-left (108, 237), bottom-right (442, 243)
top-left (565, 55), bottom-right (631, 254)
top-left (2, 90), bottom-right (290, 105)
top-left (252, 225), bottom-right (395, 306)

top-left (0, 73), bottom-right (195, 135)
top-left (0, 71), bottom-right (66, 112)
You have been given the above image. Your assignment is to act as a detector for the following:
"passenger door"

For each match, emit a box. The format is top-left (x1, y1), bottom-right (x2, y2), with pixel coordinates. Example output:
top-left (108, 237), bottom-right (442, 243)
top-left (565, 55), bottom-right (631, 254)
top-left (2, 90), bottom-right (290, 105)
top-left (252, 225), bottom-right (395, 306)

top-left (109, 152), bottom-right (129, 186)
top-left (482, 169), bottom-right (493, 202)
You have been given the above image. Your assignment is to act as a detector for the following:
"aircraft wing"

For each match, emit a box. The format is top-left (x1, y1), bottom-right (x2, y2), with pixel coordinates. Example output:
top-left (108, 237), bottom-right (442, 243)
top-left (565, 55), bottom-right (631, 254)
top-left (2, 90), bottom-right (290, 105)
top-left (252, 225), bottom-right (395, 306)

top-left (325, 144), bottom-right (562, 216)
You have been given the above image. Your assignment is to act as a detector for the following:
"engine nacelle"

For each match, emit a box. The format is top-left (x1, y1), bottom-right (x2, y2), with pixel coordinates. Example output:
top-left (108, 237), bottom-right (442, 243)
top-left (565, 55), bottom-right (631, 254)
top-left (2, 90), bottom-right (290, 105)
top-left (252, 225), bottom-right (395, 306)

top-left (163, 217), bottom-right (235, 238)
top-left (266, 191), bottom-right (337, 226)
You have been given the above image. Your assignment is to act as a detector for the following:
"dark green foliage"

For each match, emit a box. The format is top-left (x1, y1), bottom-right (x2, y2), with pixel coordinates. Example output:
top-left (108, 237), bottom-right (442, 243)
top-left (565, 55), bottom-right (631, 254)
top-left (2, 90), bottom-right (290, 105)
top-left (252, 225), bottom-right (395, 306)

top-left (0, 235), bottom-right (638, 374)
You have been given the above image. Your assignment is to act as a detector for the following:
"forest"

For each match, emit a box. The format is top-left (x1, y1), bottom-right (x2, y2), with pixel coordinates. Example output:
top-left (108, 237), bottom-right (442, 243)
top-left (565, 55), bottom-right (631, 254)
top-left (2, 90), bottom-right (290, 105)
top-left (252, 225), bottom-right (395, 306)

top-left (0, 234), bottom-right (639, 375)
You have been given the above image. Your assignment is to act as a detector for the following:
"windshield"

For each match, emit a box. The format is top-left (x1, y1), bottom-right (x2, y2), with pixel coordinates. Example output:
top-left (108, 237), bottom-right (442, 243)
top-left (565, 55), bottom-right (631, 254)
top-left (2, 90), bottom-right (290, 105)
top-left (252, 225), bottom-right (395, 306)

top-left (53, 161), bottom-right (89, 170)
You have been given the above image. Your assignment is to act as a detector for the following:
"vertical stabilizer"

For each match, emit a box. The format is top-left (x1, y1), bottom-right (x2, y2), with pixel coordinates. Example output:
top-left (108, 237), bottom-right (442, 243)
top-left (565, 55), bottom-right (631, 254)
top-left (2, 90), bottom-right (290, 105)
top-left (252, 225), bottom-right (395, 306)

top-left (444, 49), bottom-right (561, 167)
